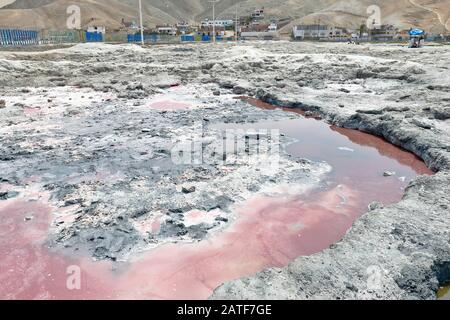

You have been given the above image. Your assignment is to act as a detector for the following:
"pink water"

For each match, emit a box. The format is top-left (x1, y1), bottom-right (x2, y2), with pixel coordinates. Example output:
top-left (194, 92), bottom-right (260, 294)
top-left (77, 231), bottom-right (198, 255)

top-left (0, 99), bottom-right (433, 300)
top-left (148, 100), bottom-right (191, 110)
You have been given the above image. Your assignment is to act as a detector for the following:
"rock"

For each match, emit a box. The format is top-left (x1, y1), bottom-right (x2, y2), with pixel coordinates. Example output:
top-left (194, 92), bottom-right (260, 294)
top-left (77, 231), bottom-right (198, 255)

top-left (213, 90), bottom-right (221, 96)
top-left (0, 99), bottom-right (5, 109)
top-left (356, 69), bottom-right (375, 79)
top-left (383, 171), bottom-right (396, 177)
top-left (201, 62), bottom-right (215, 70)
top-left (426, 85), bottom-right (450, 92)
top-left (339, 88), bottom-right (350, 93)
top-left (411, 118), bottom-right (433, 130)
top-left (131, 208), bottom-right (148, 218)
top-left (126, 83), bottom-right (144, 91)
top-left (159, 220), bottom-right (188, 237)
top-left (232, 86), bottom-right (246, 95)
top-left (0, 191), bottom-right (19, 200)
top-left (64, 198), bottom-right (82, 206)
top-left (182, 186), bottom-right (196, 194)
top-left (432, 107), bottom-right (450, 120)
top-left (356, 109), bottom-right (384, 115)
top-left (92, 66), bottom-right (114, 73)
top-left (368, 202), bottom-right (384, 211)
top-left (220, 81), bottom-right (234, 89)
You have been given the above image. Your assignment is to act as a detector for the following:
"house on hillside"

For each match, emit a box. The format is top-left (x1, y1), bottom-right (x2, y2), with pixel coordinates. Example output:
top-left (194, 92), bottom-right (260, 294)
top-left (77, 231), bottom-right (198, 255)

top-left (86, 26), bottom-right (106, 35)
top-left (156, 25), bottom-right (177, 36)
top-left (292, 24), bottom-right (330, 40)
top-left (199, 25), bottom-right (226, 36)
top-left (121, 18), bottom-right (138, 30)
top-left (371, 24), bottom-right (397, 41)
top-left (176, 22), bottom-right (190, 34)
top-left (251, 8), bottom-right (265, 21)
top-left (268, 22), bottom-right (278, 32)
top-left (201, 19), bottom-right (234, 28)
top-left (240, 23), bottom-right (279, 40)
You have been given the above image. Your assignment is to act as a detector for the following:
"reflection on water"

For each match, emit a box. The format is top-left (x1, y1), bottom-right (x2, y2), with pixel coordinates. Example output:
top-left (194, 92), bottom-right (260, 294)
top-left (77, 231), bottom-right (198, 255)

top-left (217, 97), bottom-right (432, 208)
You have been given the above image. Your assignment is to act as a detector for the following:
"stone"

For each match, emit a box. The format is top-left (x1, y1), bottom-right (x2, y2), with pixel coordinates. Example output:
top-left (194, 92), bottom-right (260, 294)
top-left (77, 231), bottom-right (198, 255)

top-left (368, 202), bottom-right (384, 211)
top-left (432, 107), bottom-right (450, 120)
top-left (182, 186), bottom-right (196, 194)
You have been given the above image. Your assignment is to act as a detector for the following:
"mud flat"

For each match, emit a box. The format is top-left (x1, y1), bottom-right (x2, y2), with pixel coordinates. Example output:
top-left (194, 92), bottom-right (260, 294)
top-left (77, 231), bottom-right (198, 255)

top-left (0, 42), bottom-right (449, 299)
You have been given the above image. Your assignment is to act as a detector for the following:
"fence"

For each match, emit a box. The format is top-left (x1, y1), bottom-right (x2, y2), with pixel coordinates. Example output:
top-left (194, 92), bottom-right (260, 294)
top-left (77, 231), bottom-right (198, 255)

top-left (86, 32), bottom-right (103, 42)
top-left (39, 30), bottom-right (83, 44)
top-left (0, 28), bottom-right (242, 47)
top-left (127, 33), bottom-right (181, 44)
top-left (0, 29), bottom-right (39, 46)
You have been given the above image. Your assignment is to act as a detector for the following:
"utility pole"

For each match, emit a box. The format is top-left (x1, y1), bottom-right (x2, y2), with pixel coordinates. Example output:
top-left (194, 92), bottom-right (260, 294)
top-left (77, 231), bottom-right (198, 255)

top-left (138, 0), bottom-right (144, 45)
top-left (209, 0), bottom-right (218, 43)
top-left (235, 5), bottom-right (238, 42)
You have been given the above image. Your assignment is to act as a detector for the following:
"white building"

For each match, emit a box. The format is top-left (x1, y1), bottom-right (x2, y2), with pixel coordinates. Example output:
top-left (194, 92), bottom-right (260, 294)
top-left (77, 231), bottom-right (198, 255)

top-left (292, 25), bottom-right (350, 40)
top-left (240, 23), bottom-right (279, 40)
top-left (157, 26), bottom-right (177, 36)
top-left (293, 25), bottom-right (329, 39)
top-left (87, 26), bottom-right (106, 34)
top-left (268, 22), bottom-right (277, 32)
top-left (201, 19), bottom-right (234, 28)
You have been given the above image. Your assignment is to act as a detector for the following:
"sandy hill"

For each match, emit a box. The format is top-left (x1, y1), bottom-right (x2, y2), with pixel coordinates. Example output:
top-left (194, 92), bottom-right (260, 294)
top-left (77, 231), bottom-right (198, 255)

top-left (0, 0), bottom-right (449, 33)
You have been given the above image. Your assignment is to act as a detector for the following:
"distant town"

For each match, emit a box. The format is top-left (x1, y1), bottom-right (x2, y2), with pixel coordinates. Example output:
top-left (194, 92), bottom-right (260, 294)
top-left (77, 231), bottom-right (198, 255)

top-left (114, 7), bottom-right (449, 42)
top-left (1, 7), bottom-right (449, 46)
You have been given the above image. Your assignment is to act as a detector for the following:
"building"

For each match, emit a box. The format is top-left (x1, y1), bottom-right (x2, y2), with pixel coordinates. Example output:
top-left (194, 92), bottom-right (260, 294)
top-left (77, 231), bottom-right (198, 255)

top-left (156, 26), bottom-right (177, 36)
top-left (199, 25), bottom-right (226, 36)
top-left (201, 19), bottom-right (234, 28)
top-left (267, 22), bottom-right (277, 32)
top-left (292, 25), bottom-right (352, 40)
top-left (121, 18), bottom-right (138, 30)
top-left (240, 23), bottom-right (279, 40)
top-left (86, 26), bottom-right (106, 34)
top-left (328, 27), bottom-right (348, 39)
top-left (176, 22), bottom-right (190, 34)
top-left (292, 25), bottom-right (330, 39)
top-left (371, 24), bottom-right (397, 41)
top-left (251, 8), bottom-right (265, 20)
